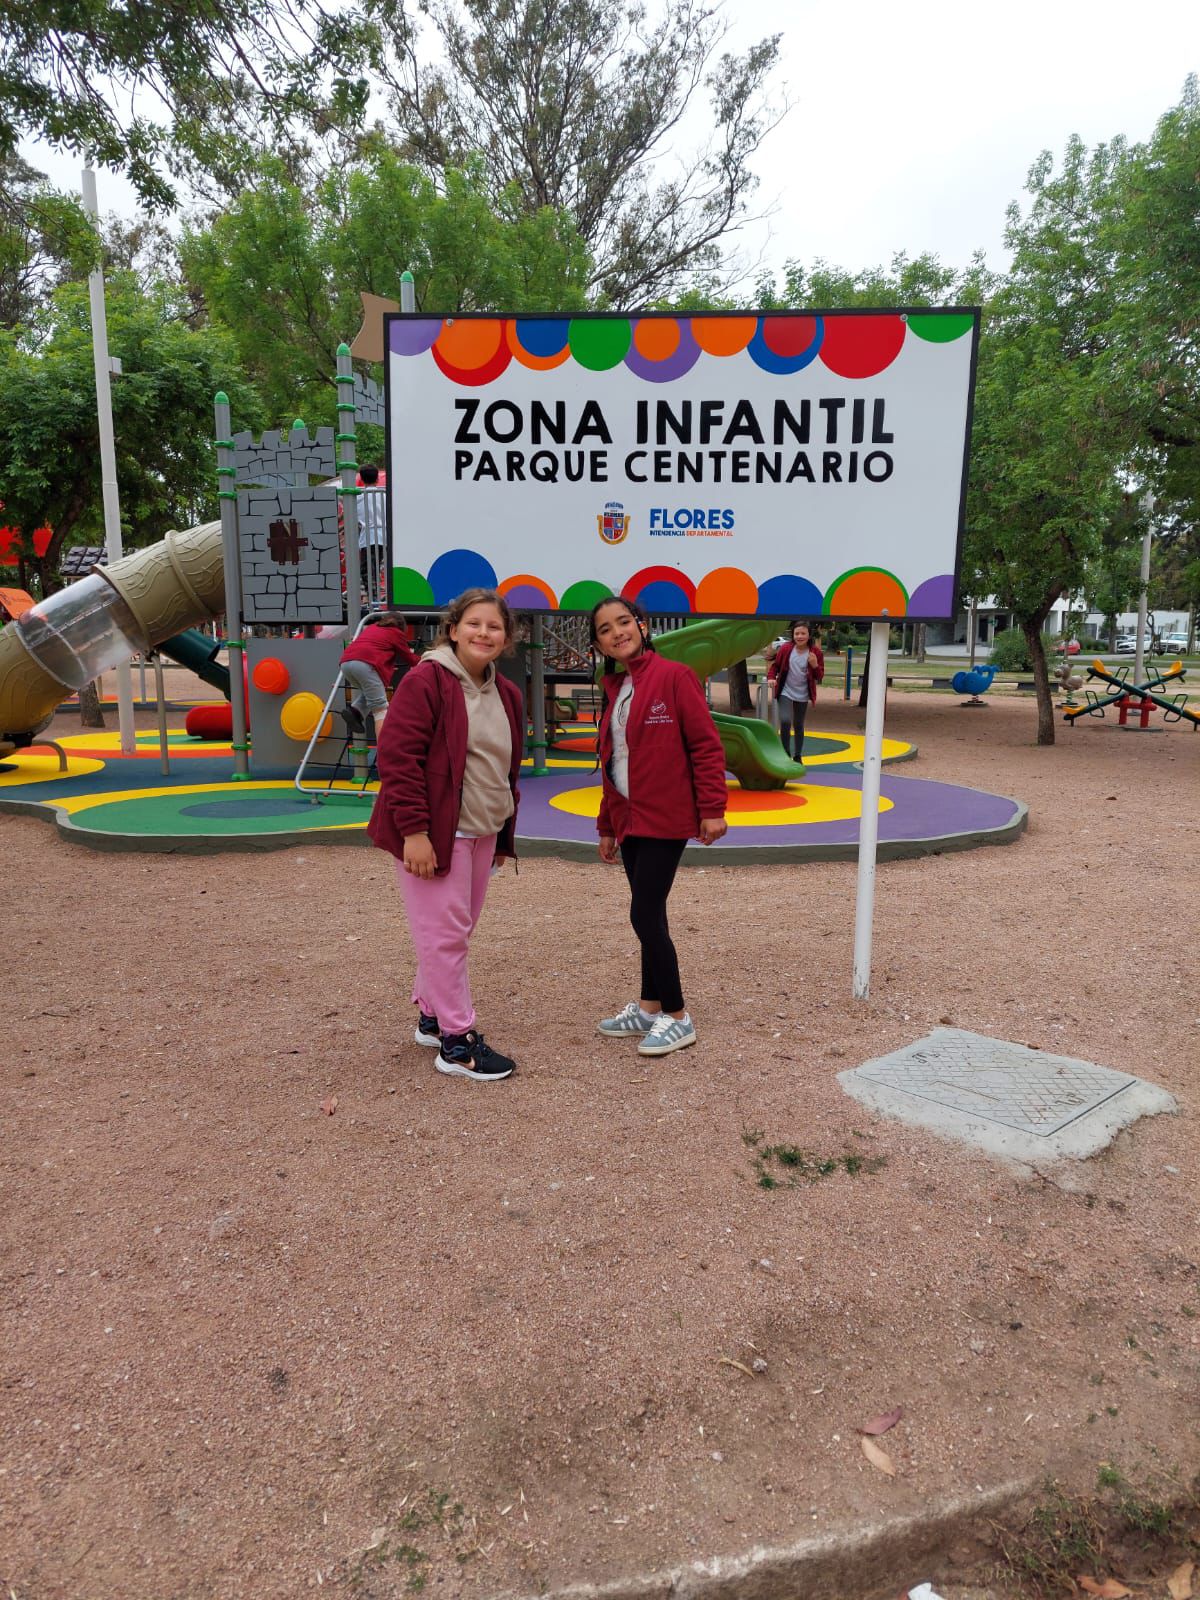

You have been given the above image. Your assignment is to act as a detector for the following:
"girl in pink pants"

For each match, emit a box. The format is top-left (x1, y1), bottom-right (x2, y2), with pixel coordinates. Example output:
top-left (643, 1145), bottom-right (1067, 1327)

top-left (367, 590), bottom-right (524, 1081)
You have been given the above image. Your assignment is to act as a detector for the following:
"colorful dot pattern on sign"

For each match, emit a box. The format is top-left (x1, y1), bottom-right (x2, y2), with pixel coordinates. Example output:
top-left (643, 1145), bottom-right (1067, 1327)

top-left (388, 313), bottom-right (969, 615)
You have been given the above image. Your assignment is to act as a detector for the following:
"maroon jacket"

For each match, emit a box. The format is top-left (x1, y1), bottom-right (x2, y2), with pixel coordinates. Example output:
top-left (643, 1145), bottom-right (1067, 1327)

top-left (340, 626), bottom-right (418, 686)
top-left (367, 658), bottom-right (524, 872)
top-left (596, 652), bottom-right (728, 843)
top-left (768, 640), bottom-right (825, 704)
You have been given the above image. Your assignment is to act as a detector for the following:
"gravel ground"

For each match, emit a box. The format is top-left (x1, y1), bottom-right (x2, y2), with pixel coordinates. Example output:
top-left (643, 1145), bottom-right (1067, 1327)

top-left (2, 687), bottom-right (1197, 1599)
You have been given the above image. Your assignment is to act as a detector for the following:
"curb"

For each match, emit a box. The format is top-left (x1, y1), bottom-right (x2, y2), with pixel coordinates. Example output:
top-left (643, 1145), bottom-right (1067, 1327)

top-left (496, 1479), bottom-right (1033, 1600)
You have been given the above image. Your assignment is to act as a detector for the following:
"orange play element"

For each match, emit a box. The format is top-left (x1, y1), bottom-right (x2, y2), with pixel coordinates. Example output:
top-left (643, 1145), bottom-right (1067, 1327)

top-left (632, 318), bottom-right (681, 360)
top-left (434, 318), bottom-right (505, 369)
top-left (252, 656), bottom-right (290, 695)
top-left (695, 567), bottom-right (759, 615)
top-left (726, 788), bottom-right (808, 812)
top-left (691, 317), bottom-right (757, 356)
top-left (826, 568), bottom-right (908, 618)
top-left (0, 586), bottom-right (35, 621)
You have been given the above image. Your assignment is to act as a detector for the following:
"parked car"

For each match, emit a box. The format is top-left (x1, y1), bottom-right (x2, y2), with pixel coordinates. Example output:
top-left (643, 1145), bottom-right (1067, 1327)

top-left (1160, 632), bottom-right (1191, 655)
top-left (1114, 634), bottom-right (1151, 654)
top-left (1053, 638), bottom-right (1081, 654)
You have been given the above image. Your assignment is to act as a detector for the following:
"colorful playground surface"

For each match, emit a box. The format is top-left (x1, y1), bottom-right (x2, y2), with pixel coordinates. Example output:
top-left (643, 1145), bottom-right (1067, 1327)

top-left (0, 719), bottom-right (1027, 859)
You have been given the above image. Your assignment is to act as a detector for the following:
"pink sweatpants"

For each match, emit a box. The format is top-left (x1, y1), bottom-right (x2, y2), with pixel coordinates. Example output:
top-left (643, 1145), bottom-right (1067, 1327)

top-left (395, 834), bottom-right (497, 1036)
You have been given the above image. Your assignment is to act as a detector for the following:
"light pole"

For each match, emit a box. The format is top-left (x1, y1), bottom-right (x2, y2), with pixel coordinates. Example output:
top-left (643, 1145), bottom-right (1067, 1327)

top-left (1134, 490), bottom-right (1154, 685)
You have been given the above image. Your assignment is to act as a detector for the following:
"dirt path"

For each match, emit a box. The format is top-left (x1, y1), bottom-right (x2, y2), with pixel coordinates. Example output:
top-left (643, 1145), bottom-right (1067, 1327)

top-left (2, 690), bottom-right (1197, 1598)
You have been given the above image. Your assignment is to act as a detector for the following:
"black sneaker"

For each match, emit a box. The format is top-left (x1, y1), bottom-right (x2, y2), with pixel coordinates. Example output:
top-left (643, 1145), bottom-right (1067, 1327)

top-left (341, 705), bottom-right (366, 735)
top-left (414, 1011), bottom-right (440, 1048)
top-left (435, 1030), bottom-right (516, 1081)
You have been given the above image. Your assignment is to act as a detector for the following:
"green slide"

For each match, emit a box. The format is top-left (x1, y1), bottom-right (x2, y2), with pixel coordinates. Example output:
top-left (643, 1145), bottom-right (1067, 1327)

top-left (157, 628), bottom-right (231, 698)
top-left (652, 616), bottom-right (802, 791)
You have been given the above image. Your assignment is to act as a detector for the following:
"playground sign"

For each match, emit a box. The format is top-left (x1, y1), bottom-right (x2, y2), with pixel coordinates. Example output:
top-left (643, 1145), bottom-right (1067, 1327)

top-left (384, 309), bottom-right (979, 620)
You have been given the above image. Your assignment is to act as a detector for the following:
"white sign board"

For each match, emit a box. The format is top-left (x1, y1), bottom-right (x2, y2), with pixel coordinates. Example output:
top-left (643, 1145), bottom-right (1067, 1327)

top-left (386, 309), bottom-right (978, 619)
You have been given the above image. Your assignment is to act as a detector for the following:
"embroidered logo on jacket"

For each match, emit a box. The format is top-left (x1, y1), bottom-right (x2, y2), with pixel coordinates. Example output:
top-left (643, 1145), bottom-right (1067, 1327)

top-left (645, 699), bottom-right (673, 726)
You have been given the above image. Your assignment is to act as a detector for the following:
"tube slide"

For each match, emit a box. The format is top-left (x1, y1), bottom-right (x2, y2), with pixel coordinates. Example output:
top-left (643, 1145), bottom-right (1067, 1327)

top-left (158, 628), bottom-right (231, 699)
top-left (0, 521), bottom-right (224, 756)
top-left (651, 615), bottom-right (804, 790)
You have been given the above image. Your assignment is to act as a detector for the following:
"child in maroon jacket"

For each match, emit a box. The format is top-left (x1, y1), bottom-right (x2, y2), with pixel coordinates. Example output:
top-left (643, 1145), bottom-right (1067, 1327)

top-left (590, 596), bottom-right (728, 1058)
top-left (338, 613), bottom-right (418, 733)
top-left (766, 620), bottom-right (824, 760)
top-left (367, 590), bottom-right (523, 1082)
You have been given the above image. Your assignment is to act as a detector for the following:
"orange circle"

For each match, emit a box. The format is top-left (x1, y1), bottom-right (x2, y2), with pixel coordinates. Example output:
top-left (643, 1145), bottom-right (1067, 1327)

top-left (434, 318), bottom-right (504, 370)
top-left (498, 573), bottom-right (558, 607)
top-left (828, 570), bottom-right (908, 618)
top-left (252, 657), bottom-right (290, 695)
top-left (692, 317), bottom-right (757, 356)
top-left (695, 567), bottom-right (759, 614)
top-left (633, 319), bottom-right (681, 360)
top-left (726, 788), bottom-right (807, 813)
top-left (506, 322), bottom-right (570, 371)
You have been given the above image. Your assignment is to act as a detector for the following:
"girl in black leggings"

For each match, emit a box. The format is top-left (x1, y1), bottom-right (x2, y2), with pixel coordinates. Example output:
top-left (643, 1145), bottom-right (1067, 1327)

top-left (589, 598), bottom-right (729, 1057)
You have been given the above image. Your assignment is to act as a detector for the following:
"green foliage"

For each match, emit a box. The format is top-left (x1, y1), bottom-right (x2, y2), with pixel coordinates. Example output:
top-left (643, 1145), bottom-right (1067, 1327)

top-left (0, 272), bottom-right (263, 584)
top-left (988, 629), bottom-right (1033, 671)
top-left (365, 0), bottom-right (783, 304)
top-left (742, 1128), bottom-right (886, 1190)
top-left (0, 0), bottom-right (372, 210)
top-left (181, 151), bottom-right (591, 426)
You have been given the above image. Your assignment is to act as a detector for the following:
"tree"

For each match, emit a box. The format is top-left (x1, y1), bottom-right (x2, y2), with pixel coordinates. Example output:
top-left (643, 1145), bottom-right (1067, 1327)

top-left (181, 150), bottom-right (590, 425)
top-left (0, 154), bottom-right (97, 329)
top-left (964, 137), bottom-right (1134, 745)
top-left (365, 0), bottom-right (782, 303)
top-left (0, 0), bottom-right (372, 211)
top-left (0, 272), bottom-right (263, 591)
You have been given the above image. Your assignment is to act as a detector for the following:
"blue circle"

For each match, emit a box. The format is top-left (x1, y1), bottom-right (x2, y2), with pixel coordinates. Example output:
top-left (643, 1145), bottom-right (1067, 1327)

top-left (747, 316), bottom-right (824, 375)
top-left (180, 798), bottom-right (310, 818)
top-left (757, 575), bottom-right (825, 615)
top-left (427, 549), bottom-right (499, 605)
top-left (514, 318), bottom-right (571, 357)
top-left (636, 580), bottom-right (694, 613)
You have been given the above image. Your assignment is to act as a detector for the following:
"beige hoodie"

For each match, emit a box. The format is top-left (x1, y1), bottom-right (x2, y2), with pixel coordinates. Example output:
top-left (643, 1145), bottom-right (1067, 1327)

top-left (425, 644), bottom-right (515, 838)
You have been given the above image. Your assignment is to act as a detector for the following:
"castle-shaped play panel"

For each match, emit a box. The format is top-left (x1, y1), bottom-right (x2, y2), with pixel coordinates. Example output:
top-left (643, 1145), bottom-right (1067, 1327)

top-left (0, 727), bottom-right (1025, 859)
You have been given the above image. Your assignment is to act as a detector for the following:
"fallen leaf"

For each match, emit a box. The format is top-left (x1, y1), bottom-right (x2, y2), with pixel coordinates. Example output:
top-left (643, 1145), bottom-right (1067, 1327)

top-left (320, 1096), bottom-right (338, 1116)
top-left (1077, 1579), bottom-right (1131, 1598)
top-left (859, 1405), bottom-right (903, 1436)
top-left (718, 1356), bottom-right (757, 1379)
top-left (1168, 1562), bottom-right (1195, 1600)
top-left (860, 1436), bottom-right (896, 1476)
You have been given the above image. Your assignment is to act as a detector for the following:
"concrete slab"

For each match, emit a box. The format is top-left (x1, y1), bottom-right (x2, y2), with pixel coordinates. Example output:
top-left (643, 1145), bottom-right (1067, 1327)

top-left (838, 1028), bottom-right (1177, 1165)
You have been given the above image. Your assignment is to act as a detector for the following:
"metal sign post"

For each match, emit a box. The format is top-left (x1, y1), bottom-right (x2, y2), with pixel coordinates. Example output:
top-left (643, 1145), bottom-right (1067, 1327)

top-left (852, 618), bottom-right (892, 999)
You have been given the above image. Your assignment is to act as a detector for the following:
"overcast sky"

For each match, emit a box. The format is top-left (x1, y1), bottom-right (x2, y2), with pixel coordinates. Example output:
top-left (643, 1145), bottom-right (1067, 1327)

top-left (21, 0), bottom-right (1198, 290)
top-left (725, 0), bottom-right (1197, 284)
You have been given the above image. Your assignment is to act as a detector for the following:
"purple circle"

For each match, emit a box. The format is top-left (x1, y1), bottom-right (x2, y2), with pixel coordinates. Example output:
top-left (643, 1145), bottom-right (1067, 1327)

top-left (389, 318), bottom-right (442, 356)
top-left (908, 574), bottom-right (956, 618)
top-left (624, 321), bottom-right (702, 383)
top-left (503, 583), bottom-right (553, 610)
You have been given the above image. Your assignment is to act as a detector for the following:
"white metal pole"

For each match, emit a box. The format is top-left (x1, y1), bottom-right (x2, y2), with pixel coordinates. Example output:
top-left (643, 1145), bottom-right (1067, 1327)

top-left (82, 167), bottom-right (136, 755)
top-left (852, 619), bottom-right (892, 999)
top-left (1134, 492), bottom-right (1154, 684)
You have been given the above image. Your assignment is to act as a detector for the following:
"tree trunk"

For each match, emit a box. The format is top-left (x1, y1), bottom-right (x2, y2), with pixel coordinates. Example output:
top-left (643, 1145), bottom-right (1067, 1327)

top-left (78, 679), bottom-right (107, 729)
top-left (915, 622), bottom-right (927, 664)
top-left (858, 640), bottom-right (870, 708)
top-left (727, 658), bottom-right (753, 714)
top-left (1023, 620), bottom-right (1055, 745)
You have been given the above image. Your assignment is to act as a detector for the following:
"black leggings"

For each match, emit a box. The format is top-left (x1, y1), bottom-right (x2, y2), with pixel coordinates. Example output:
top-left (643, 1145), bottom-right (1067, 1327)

top-left (619, 835), bottom-right (688, 1014)
top-left (780, 696), bottom-right (809, 758)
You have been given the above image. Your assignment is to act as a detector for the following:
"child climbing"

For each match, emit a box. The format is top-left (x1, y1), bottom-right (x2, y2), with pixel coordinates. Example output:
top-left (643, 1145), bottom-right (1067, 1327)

top-left (338, 612), bottom-right (417, 734)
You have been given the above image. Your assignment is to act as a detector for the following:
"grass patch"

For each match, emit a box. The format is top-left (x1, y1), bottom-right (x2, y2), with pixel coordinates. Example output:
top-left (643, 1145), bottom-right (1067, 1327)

top-left (742, 1128), bottom-right (886, 1190)
top-left (348, 1488), bottom-right (476, 1594)
top-left (991, 1466), bottom-right (1200, 1596)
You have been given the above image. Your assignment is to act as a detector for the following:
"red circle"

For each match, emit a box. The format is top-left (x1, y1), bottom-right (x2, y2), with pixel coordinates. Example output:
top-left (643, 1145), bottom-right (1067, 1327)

top-left (620, 567), bottom-right (698, 608)
top-left (186, 704), bottom-right (233, 740)
top-left (820, 316), bottom-right (907, 378)
top-left (761, 316), bottom-right (818, 357)
top-left (252, 657), bottom-right (290, 695)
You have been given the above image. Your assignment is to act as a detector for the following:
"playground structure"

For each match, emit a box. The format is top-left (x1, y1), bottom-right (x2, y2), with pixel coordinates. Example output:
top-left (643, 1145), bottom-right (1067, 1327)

top-left (1062, 658), bottom-right (1200, 730)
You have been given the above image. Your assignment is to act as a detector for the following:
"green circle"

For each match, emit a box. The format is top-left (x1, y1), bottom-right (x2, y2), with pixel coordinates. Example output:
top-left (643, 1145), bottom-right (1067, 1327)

top-left (559, 579), bottom-right (613, 613)
top-left (568, 319), bottom-right (631, 371)
top-left (907, 313), bottom-right (974, 344)
top-left (391, 567), bottom-right (435, 605)
top-left (66, 788), bottom-right (370, 838)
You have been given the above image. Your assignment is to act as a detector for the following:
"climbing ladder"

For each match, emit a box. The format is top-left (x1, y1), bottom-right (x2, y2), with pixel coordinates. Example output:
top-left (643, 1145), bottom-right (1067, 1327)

top-left (293, 613), bottom-right (380, 801)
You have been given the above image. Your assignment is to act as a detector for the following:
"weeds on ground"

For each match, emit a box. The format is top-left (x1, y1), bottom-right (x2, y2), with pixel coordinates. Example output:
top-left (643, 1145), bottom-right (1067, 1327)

top-left (990, 1465), bottom-right (1200, 1596)
top-left (741, 1127), bottom-right (886, 1190)
top-left (347, 1488), bottom-right (479, 1593)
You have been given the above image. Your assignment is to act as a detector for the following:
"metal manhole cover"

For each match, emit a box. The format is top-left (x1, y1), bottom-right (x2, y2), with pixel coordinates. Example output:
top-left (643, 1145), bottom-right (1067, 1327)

top-left (840, 1028), bottom-right (1176, 1164)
